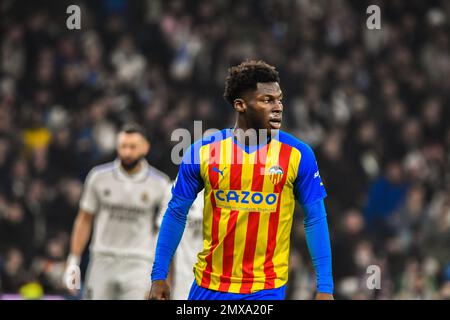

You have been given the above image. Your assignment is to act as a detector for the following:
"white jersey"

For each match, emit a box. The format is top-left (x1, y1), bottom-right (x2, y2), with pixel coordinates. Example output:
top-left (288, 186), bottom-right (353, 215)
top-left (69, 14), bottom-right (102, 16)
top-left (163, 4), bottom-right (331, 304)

top-left (157, 182), bottom-right (204, 300)
top-left (79, 159), bottom-right (171, 260)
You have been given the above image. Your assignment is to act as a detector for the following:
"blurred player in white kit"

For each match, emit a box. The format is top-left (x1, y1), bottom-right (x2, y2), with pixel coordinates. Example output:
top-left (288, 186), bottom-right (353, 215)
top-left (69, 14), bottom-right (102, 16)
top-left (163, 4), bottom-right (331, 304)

top-left (157, 183), bottom-right (204, 300)
top-left (63, 124), bottom-right (170, 299)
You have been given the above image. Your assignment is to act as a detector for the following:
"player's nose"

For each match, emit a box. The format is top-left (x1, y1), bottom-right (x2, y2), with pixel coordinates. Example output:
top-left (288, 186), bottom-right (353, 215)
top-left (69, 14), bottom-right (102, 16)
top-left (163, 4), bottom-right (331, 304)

top-left (272, 102), bottom-right (283, 113)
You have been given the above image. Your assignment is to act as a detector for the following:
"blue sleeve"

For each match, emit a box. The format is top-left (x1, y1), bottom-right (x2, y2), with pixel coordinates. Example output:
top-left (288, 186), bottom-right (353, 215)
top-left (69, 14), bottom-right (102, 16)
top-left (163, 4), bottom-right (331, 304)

top-left (151, 143), bottom-right (204, 281)
top-left (302, 199), bottom-right (334, 294)
top-left (294, 143), bottom-right (327, 205)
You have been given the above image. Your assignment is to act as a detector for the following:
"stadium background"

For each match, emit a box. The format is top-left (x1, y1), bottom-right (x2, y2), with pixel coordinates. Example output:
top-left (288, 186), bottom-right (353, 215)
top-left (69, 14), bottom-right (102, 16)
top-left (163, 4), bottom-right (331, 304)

top-left (0, 0), bottom-right (449, 299)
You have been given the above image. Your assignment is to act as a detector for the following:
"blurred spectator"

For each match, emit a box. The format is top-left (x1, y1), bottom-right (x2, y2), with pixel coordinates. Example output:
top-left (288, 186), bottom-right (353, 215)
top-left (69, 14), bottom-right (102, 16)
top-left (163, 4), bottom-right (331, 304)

top-left (32, 237), bottom-right (67, 295)
top-left (333, 209), bottom-right (367, 284)
top-left (395, 258), bottom-right (439, 299)
top-left (0, 202), bottom-right (34, 259)
top-left (0, 248), bottom-right (28, 293)
top-left (364, 160), bottom-right (409, 244)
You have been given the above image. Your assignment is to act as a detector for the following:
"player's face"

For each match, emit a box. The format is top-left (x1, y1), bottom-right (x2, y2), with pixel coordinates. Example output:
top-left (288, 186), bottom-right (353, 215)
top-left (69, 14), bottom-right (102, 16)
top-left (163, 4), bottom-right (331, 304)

top-left (244, 82), bottom-right (283, 132)
top-left (117, 133), bottom-right (149, 170)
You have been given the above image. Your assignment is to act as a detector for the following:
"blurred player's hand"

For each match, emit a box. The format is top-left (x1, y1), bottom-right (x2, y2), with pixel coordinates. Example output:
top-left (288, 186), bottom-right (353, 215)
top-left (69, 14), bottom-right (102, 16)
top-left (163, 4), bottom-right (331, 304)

top-left (148, 280), bottom-right (171, 300)
top-left (315, 293), bottom-right (334, 300)
top-left (63, 254), bottom-right (81, 295)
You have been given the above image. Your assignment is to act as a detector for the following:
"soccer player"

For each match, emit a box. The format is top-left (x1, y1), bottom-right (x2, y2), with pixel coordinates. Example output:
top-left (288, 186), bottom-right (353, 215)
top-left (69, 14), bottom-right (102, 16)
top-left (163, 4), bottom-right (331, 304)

top-left (63, 124), bottom-right (171, 299)
top-left (157, 184), bottom-right (204, 300)
top-left (150, 60), bottom-right (333, 300)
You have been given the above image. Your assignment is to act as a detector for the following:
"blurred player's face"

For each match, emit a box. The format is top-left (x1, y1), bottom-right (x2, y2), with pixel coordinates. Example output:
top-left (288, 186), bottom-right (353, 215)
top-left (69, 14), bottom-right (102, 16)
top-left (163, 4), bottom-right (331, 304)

top-left (239, 82), bottom-right (283, 132)
top-left (117, 132), bottom-right (150, 171)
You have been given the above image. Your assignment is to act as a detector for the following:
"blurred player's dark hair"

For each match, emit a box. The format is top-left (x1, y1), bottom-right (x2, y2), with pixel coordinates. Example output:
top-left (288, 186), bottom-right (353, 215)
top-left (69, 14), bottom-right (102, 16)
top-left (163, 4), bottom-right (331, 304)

top-left (223, 60), bottom-right (280, 106)
top-left (120, 123), bottom-right (147, 139)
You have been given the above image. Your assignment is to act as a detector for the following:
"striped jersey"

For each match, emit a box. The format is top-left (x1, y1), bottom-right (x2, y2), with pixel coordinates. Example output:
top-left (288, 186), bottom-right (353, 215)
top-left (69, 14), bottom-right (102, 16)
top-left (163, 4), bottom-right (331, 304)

top-left (172, 129), bottom-right (326, 293)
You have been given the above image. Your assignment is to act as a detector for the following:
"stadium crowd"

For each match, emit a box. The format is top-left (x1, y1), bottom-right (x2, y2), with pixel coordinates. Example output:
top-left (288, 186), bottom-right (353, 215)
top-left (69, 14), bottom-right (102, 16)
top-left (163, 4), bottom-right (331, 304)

top-left (0, 0), bottom-right (449, 299)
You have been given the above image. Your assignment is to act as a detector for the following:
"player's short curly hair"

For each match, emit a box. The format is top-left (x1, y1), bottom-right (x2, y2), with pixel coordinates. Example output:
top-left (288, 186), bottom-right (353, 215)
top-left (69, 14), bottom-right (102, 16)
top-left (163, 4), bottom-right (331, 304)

top-left (223, 60), bottom-right (280, 106)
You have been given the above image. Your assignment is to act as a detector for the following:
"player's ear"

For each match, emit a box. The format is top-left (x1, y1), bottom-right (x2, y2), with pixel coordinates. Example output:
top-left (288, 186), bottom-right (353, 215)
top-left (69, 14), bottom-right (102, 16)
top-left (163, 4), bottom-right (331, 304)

top-left (234, 98), bottom-right (246, 113)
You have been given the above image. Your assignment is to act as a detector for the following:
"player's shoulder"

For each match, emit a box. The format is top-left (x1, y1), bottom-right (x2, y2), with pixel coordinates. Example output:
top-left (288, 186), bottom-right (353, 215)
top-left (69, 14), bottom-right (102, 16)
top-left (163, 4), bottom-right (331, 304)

top-left (147, 165), bottom-right (171, 184)
top-left (87, 161), bottom-right (116, 180)
top-left (193, 128), bottom-right (231, 149)
top-left (277, 130), bottom-right (315, 155)
top-left (182, 128), bottom-right (232, 163)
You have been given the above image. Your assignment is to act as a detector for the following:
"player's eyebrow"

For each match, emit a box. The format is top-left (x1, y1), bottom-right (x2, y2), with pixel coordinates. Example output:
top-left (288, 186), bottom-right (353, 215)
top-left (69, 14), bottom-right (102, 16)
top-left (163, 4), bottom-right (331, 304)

top-left (259, 91), bottom-right (283, 99)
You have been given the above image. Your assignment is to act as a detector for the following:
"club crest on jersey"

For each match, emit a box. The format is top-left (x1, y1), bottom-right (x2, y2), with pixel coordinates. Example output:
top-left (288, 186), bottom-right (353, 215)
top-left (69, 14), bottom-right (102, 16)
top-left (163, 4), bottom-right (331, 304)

top-left (141, 192), bottom-right (149, 203)
top-left (267, 165), bottom-right (284, 185)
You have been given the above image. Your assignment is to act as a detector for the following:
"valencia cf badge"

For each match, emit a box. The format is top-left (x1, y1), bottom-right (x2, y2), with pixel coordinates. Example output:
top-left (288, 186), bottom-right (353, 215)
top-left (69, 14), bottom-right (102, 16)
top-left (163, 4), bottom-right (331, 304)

top-left (268, 165), bottom-right (284, 185)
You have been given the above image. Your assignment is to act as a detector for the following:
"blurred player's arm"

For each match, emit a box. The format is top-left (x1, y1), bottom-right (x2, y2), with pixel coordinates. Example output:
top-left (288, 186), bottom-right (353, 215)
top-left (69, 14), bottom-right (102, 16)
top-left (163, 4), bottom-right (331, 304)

top-left (63, 169), bottom-right (99, 292)
top-left (294, 143), bottom-right (334, 300)
top-left (69, 209), bottom-right (94, 261)
top-left (149, 143), bottom-right (204, 300)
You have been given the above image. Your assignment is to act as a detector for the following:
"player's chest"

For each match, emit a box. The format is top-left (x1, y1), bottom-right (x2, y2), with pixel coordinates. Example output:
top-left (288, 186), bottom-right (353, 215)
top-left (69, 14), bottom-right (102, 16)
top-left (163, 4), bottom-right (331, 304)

top-left (96, 181), bottom-right (156, 209)
top-left (201, 152), bottom-right (293, 191)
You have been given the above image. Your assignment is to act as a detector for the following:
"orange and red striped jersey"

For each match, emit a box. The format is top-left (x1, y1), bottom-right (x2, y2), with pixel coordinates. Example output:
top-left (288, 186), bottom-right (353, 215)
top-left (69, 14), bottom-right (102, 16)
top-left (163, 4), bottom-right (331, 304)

top-left (172, 129), bottom-right (326, 293)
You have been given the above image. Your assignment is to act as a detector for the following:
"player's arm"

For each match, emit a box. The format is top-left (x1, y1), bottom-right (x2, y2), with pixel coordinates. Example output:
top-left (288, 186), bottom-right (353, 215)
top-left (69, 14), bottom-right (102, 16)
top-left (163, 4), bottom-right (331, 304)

top-left (294, 143), bottom-right (334, 300)
top-left (149, 144), bottom-right (204, 300)
top-left (64, 209), bottom-right (94, 294)
top-left (69, 209), bottom-right (94, 262)
top-left (63, 170), bottom-right (99, 292)
top-left (153, 182), bottom-right (177, 292)
top-left (301, 200), bottom-right (334, 300)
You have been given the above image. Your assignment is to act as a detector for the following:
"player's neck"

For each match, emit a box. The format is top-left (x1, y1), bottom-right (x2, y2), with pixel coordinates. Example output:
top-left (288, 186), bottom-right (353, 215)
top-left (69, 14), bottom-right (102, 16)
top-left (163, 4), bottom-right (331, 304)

top-left (233, 119), bottom-right (271, 147)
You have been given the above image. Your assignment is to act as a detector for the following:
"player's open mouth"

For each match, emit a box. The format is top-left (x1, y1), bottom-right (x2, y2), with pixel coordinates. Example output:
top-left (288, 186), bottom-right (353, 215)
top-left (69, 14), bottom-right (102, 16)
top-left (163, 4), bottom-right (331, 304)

top-left (269, 118), bottom-right (282, 129)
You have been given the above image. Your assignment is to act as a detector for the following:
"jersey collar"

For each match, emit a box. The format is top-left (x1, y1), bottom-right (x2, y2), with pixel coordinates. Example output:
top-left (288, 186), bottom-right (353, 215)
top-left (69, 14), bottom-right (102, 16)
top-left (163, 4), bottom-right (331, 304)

top-left (229, 128), bottom-right (280, 154)
top-left (114, 159), bottom-right (149, 182)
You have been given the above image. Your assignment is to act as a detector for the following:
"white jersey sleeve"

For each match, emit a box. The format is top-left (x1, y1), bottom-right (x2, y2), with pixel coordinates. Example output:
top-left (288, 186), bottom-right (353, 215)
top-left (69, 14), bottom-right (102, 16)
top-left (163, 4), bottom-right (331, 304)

top-left (79, 169), bottom-right (100, 214)
top-left (156, 181), bottom-right (174, 228)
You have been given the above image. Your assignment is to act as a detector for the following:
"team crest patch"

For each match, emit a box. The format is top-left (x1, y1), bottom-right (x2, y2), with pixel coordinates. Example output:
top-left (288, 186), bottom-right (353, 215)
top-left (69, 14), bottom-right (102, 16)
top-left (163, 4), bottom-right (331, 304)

top-left (141, 192), bottom-right (149, 203)
top-left (268, 165), bottom-right (284, 185)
